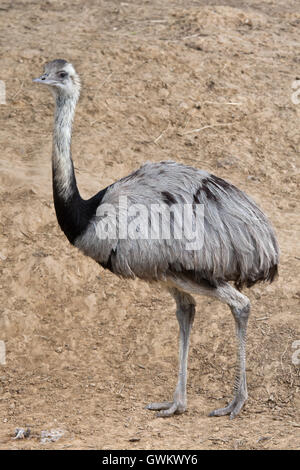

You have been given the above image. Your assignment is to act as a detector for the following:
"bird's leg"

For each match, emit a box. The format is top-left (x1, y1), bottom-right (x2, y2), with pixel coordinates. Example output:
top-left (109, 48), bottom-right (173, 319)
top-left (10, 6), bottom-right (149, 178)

top-left (147, 290), bottom-right (195, 417)
top-left (164, 277), bottom-right (251, 419)
top-left (209, 296), bottom-right (250, 419)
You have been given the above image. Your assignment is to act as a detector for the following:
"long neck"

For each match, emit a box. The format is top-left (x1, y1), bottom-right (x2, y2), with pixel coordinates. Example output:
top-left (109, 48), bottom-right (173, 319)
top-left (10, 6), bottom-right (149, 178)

top-left (51, 92), bottom-right (108, 246)
top-left (52, 93), bottom-right (85, 244)
top-left (52, 93), bottom-right (79, 202)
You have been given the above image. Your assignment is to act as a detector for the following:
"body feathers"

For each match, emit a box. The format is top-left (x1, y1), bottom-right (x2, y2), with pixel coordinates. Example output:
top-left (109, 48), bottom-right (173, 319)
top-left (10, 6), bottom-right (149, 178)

top-left (74, 161), bottom-right (279, 289)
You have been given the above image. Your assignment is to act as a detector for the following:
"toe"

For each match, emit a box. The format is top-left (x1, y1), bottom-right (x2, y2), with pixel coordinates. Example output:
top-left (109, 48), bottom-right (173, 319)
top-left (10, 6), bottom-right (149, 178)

top-left (156, 402), bottom-right (186, 417)
top-left (146, 400), bottom-right (186, 416)
top-left (209, 401), bottom-right (236, 417)
top-left (156, 402), bottom-right (178, 417)
top-left (229, 401), bottom-right (246, 419)
top-left (210, 396), bottom-right (246, 418)
top-left (146, 402), bottom-right (173, 411)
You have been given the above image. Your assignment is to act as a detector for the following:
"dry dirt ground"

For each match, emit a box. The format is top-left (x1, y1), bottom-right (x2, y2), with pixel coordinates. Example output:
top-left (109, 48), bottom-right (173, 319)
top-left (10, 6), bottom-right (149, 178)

top-left (0, 0), bottom-right (299, 450)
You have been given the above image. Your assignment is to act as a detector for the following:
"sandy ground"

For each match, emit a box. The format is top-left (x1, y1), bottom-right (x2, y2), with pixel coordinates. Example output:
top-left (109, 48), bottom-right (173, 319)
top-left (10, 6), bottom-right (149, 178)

top-left (0, 0), bottom-right (299, 450)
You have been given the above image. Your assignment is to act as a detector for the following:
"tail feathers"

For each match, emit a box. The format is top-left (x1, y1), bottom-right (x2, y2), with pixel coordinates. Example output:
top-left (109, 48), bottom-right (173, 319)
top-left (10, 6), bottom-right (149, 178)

top-left (235, 263), bottom-right (278, 290)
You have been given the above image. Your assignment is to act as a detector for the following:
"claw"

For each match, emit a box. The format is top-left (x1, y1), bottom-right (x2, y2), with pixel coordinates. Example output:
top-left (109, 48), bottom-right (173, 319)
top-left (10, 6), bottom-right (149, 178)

top-left (146, 400), bottom-right (186, 417)
top-left (209, 395), bottom-right (246, 418)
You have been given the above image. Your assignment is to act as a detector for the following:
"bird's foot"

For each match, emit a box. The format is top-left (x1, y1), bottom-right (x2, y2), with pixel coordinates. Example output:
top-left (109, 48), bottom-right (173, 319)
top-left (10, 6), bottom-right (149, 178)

top-left (209, 394), bottom-right (247, 419)
top-left (146, 400), bottom-right (186, 417)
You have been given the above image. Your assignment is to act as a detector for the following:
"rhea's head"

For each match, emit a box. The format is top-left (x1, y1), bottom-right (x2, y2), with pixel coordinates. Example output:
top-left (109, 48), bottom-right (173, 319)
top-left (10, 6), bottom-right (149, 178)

top-left (33, 59), bottom-right (81, 100)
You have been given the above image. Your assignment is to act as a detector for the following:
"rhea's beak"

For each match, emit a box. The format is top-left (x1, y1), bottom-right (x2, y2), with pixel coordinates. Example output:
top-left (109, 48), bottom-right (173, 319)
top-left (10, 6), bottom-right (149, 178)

top-left (33, 74), bottom-right (53, 85)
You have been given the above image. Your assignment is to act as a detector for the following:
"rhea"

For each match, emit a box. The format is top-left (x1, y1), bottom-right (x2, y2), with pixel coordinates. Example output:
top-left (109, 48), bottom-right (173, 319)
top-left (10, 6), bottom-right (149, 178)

top-left (33, 60), bottom-right (279, 419)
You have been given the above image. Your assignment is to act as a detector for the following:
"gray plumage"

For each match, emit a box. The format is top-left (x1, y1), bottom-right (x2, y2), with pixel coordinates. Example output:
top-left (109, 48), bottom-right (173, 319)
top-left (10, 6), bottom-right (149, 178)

top-left (76, 160), bottom-right (279, 289)
top-left (34, 59), bottom-right (279, 419)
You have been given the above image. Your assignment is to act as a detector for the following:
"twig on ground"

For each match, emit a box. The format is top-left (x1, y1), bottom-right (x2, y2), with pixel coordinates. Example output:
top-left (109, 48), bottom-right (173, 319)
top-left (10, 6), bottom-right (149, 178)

top-left (182, 122), bottom-right (235, 135)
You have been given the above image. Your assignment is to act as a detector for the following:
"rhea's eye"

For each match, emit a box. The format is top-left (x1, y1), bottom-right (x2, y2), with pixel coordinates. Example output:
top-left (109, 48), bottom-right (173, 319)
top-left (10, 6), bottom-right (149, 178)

top-left (58, 71), bottom-right (68, 79)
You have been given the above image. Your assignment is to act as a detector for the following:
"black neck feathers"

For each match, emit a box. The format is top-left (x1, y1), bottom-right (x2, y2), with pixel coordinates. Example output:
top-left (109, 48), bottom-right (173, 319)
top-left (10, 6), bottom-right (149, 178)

top-left (52, 184), bottom-right (108, 245)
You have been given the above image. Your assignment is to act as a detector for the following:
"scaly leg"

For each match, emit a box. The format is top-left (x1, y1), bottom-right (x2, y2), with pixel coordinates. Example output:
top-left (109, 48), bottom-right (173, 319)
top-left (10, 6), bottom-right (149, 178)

top-left (209, 302), bottom-right (250, 419)
top-left (163, 276), bottom-right (250, 419)
top-left (146, 289), bottom-right (195, 417)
